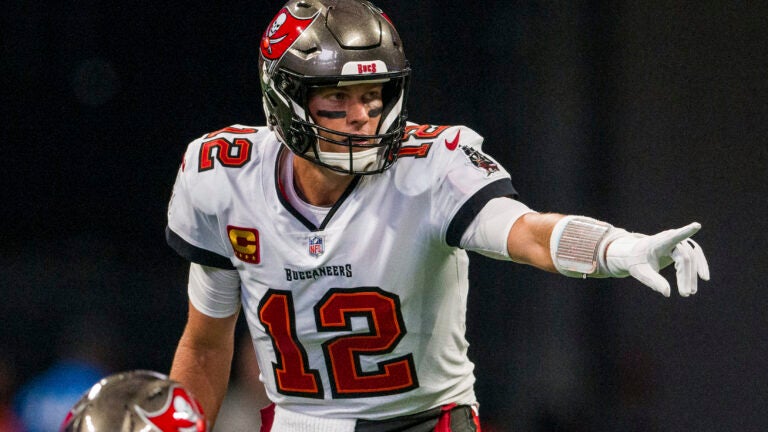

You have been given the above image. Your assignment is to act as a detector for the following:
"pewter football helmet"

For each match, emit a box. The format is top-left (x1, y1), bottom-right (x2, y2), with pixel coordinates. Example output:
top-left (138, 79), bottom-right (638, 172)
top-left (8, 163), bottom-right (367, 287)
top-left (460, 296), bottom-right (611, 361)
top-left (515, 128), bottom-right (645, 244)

top-left (60, 370), bottom-right (207, 432)
top-left (259, 0), bottom-right (410, 174)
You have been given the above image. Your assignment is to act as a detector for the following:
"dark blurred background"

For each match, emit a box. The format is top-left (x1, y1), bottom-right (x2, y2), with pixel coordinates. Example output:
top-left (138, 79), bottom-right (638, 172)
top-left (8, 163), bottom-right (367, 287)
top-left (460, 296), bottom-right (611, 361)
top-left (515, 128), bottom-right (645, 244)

top-left (2, 1), bottom-right (766, 430)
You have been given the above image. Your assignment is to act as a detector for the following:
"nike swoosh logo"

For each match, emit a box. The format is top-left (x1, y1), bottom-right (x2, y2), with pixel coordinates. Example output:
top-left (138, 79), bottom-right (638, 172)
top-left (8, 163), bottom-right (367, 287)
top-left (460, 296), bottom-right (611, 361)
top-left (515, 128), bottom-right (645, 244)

top-left (444, 130), bottom-right (461, 150)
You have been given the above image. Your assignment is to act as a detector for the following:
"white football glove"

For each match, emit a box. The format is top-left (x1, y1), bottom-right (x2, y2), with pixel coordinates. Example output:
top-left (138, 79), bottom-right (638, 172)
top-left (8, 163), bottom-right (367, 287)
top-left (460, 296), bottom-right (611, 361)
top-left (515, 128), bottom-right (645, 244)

top-left (603, 222), bottom-right (710, 297)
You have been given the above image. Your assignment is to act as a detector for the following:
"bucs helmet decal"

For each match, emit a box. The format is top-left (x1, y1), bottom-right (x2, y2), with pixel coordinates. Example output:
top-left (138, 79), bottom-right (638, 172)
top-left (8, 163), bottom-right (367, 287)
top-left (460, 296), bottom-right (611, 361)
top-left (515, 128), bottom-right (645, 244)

top-left (260, 8), bottom-right (320, 62)
top-left (135, 385), bottom-right (205, 432)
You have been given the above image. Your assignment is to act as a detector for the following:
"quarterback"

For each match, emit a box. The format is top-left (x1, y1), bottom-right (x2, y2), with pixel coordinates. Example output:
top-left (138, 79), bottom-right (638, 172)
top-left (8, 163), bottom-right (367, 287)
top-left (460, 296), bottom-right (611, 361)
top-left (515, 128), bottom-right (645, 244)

top-left (165, 0), bottom-right (710, 430)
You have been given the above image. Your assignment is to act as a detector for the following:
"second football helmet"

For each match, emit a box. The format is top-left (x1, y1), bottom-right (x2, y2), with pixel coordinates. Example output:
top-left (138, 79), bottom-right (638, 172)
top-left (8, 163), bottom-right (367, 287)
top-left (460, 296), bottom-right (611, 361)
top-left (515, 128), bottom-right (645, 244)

top-left (259, 0), bottom-right (411, 174)
top-left (60, 370), bottom-right (207, 432)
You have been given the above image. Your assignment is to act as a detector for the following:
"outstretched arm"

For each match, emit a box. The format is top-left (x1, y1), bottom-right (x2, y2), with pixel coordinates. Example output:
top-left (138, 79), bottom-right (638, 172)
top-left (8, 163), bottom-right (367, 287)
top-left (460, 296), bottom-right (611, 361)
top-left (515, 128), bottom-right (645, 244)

top-left (170, 302), bottom-right (239, 426)
top-left (505, 211), bottom-right (710, 296)
top-left (463, 198), bottom-right (710, 296)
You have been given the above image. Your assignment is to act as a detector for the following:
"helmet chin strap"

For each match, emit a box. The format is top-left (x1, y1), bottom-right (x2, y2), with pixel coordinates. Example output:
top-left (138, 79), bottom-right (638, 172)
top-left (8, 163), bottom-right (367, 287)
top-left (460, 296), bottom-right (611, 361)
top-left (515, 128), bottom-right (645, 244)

top-left (314, 147), bottom-right (379, 172)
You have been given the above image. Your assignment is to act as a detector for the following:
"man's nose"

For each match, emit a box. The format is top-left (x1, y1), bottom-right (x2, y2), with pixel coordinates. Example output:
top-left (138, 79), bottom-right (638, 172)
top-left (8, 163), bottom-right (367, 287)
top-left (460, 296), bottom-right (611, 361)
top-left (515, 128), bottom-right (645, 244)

top-left (346, 100), bottom-right (369, 125)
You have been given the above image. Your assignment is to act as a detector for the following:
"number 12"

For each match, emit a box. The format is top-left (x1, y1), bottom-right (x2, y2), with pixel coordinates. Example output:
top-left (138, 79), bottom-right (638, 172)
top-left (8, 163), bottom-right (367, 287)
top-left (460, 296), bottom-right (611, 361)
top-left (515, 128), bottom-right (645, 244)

top-left (258, 287), bottom-right (419, 399)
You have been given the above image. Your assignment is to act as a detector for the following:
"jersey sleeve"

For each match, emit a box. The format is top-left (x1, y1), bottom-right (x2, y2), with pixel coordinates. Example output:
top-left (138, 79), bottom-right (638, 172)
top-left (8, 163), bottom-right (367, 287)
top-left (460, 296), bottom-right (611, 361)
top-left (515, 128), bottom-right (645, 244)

top-left (460, 197), bottom-right (537, 260)
top-left (428, 125), bottom-right (519, 247)
top-left (187, 263), bottom-right (241, 318)
top-left (166, 135), bottom-right (236, 270)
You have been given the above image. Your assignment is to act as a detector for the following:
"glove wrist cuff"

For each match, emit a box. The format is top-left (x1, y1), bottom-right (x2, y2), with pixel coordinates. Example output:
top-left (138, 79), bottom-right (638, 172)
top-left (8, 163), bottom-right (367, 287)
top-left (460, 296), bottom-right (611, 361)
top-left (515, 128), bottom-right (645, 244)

top-left (597, 229), bottom-right (637, 278)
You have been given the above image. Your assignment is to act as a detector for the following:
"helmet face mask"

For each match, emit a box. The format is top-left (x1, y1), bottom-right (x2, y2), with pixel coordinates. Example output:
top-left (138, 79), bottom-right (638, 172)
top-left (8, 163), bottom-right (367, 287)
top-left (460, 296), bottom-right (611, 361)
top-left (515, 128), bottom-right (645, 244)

top-left (60, 370), bottom-right (207, 432)
top-left (259, 0), bottom-right (411, 175)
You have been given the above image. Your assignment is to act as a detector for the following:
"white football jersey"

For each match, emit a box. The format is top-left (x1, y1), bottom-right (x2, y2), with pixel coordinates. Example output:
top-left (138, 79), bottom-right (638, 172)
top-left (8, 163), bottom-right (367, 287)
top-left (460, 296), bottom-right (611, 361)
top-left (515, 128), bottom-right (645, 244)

top-left (166, 123), bottom-right (517, 420)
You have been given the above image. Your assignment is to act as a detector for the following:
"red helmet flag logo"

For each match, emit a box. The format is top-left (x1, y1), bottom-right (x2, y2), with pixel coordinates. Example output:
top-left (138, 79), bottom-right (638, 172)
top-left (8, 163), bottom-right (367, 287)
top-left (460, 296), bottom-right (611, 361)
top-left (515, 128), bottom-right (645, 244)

top-left (137, 386), bottom-right (206, 432)
top-left (261, 9), bottom-right (319, 61)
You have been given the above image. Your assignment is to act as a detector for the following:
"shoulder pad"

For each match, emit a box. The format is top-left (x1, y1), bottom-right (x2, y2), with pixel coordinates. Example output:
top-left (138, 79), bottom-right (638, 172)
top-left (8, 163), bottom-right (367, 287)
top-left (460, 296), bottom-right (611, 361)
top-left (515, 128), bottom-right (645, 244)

top-left (398, 124), bottom-right (483, 159)
top-left (183, 125), bottom-right (268, 173)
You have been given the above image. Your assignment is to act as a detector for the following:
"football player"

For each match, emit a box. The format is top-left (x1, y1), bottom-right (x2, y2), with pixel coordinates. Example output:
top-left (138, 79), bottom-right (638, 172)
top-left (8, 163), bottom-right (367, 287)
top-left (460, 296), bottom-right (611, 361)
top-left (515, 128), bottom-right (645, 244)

top-left (165, 0), bottom-right (710, 430)
top-left (60, 370), bottom-right (207, 432)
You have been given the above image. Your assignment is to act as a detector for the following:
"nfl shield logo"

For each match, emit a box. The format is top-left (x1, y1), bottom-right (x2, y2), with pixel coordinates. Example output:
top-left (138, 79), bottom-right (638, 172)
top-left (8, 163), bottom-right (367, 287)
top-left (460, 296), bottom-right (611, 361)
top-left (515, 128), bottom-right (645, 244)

top-left (308, 236), bottom-right (324, 257)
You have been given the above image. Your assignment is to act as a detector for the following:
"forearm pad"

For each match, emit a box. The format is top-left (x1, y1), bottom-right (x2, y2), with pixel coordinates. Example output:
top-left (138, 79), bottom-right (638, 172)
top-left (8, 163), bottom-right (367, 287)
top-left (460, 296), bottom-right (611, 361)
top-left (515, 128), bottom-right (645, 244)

top-left (549, 216), bottom-right (631, 279)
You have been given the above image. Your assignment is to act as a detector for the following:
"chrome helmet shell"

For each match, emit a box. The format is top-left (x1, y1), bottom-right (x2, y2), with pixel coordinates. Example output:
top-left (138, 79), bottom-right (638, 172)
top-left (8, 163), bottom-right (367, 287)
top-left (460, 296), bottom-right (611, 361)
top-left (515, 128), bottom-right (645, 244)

top-left (259, 0), bottom-right (410, 174)
top-left (60, 370), bottom-right (207, 432)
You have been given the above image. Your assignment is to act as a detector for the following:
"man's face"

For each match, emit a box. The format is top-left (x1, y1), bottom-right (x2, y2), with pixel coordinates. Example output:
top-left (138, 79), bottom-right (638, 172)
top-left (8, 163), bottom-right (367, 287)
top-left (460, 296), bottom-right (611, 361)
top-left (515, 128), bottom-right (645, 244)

top-left (307, 83), bottom-right (384, 152)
